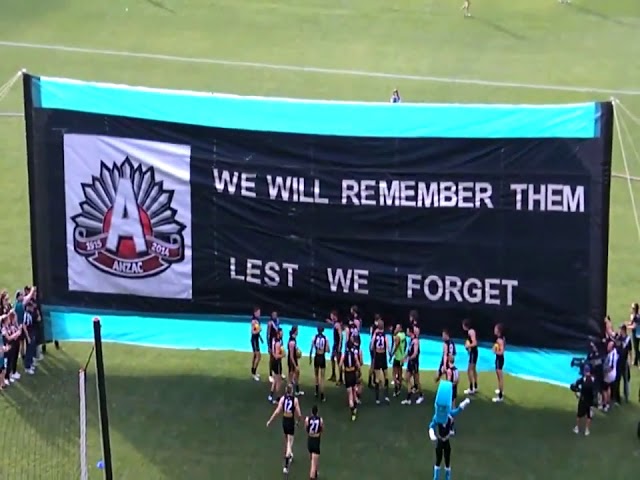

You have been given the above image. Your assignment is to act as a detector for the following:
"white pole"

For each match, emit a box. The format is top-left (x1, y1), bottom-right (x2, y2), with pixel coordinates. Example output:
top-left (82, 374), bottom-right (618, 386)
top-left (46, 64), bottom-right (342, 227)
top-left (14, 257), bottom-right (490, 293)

top-left (79, 369), bottom-right (88, 480)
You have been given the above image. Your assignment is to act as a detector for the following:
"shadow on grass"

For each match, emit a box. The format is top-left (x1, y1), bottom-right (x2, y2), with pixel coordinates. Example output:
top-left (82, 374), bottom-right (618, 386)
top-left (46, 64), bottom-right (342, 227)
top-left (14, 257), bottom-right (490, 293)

top-left (570, 4), bottom-right (636, 27)
top-left (0, 349), bottom-right (85, 479)
top-left (144, 0), bottom-right (176, 14)
top-left (2, 349), bottom-right (639, 480)
top-left (473, 17), bottom-right (526, 41)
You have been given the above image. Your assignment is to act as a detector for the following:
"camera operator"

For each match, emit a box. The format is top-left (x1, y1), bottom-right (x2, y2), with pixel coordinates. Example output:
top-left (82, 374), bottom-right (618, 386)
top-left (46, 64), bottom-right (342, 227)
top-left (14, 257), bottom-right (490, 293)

top-left (572, 364), bottom-right (595, 436)
top-left (602, 340), bottom-right (618, 412)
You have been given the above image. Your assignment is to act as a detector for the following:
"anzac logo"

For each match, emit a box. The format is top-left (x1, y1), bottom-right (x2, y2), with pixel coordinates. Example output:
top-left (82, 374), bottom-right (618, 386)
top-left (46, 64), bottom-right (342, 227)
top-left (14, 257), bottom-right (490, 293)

top-left (72, 158), bottom-right (185, 278)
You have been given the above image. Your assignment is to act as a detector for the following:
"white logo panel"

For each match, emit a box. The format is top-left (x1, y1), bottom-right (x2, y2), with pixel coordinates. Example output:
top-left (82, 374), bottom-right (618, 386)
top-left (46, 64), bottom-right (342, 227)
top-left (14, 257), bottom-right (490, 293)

top-left (65, 134), bottom-right (192, 299)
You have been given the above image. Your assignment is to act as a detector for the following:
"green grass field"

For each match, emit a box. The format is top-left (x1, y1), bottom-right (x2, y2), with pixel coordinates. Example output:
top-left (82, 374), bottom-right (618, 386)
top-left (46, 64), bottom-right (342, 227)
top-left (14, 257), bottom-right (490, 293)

top-left (1, 0), bottom-right (640, 479)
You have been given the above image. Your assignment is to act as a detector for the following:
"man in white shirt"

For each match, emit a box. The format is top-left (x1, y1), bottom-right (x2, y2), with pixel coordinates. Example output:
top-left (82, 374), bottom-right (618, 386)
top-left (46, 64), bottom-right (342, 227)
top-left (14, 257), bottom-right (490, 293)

top-left (602, 341), bottom-right (618, 412)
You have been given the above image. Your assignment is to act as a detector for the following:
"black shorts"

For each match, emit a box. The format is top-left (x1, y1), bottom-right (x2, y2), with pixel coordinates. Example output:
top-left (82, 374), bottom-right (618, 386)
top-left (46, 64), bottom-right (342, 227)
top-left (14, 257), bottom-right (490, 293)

top-left (495, 355), bottom-right (505, 371)
top-left (283, 418), bottom-right (295, 436)
top-left (344, 370), bottom-right (357, 388)
top-left (332, 346), bottom-right (341, 359)
top-left (373, 352), bottom-right (387, 371)
top-left (314, 355), bottom-right (326, 370)
top-left (307, 437), bottom-right (321, 455)
top-left (468, 347), bottom-right (478, 365)
top-left (288, 359), bottom-right (299, 373)
top-left (576, 401), bottom-right (592, 419)
top-left (408, 360), bottom-right (419, 374)
top-left (271, 359), bottom-right (282, 376)
top-left (392, 359), bottom-right (403, 369)
top-left (251, 335), bottom-right (260, 353)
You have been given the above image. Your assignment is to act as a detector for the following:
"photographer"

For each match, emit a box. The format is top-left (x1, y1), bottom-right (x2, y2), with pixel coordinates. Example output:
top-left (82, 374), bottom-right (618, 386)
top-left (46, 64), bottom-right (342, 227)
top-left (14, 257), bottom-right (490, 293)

top-left (572, 364), bottom-right (595, 436)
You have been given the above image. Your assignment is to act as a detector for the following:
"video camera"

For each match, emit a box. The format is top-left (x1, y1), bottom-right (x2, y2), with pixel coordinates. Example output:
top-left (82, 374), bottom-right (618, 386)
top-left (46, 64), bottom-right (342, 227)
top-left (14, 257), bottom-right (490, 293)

top-left (570, 341), bottom-right (604, 376)
top-left (570, 340), bottom-right (607, 407)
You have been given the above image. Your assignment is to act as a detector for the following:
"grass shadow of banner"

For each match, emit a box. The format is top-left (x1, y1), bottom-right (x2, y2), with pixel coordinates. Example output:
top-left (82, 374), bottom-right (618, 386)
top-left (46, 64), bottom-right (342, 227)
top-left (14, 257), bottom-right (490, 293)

top-left (570, 4), bottom-right (637, 27)
top-left (81, 371), bottom-right (640, 480)
top-left (144, 0), bottom-right (176, 14)
top-left (473, 16), bottom-right (527, 41)
top-left (1, 347), bottom-right (638, 479)
top-left (0, 350), bottom-right (84, 479)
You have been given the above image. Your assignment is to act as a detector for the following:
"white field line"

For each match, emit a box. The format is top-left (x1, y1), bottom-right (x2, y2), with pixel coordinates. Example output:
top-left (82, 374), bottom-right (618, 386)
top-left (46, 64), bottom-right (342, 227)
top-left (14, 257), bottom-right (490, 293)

top-left (2, 40), bottom-right (640, 95)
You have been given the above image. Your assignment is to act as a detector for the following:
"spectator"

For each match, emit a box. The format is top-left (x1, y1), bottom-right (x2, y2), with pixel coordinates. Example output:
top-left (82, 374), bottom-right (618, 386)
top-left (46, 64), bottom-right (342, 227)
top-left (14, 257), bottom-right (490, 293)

top-left (603, 315), bottom-right (615, 341)
top-left (0, 338), bottom-right (7, 390)
top-left (390, 89), bottom-right (401, 103)
top-left (22, 302), bottom-right (37, 375)
top-left (14, 287), bottom-right (36, 328)
top-left (2, 311), bottom-right (22, 383)
top-left (0, 290), bottom-right (11, 314)
top-left (29, 287), bottom-right (44, 362)
top-left (602, 340), bottom-right (618, 412)
top-left (15, 287), bottom-right (36, 365)
top-left (629, 303), bottom-right (640, 367)
top-left (613, 325), bottom-right (631, 404)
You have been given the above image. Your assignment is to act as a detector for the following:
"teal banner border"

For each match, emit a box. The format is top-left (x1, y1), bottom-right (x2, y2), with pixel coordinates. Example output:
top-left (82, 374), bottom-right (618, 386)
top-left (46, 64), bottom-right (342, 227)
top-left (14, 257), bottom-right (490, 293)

top-left (32, 75), bottom-right (599, 138)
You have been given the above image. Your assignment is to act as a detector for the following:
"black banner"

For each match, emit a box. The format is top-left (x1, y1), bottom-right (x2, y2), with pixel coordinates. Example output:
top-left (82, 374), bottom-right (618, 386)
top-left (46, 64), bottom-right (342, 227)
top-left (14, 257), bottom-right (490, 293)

top-left (25, 79), bottom-right (613, 350)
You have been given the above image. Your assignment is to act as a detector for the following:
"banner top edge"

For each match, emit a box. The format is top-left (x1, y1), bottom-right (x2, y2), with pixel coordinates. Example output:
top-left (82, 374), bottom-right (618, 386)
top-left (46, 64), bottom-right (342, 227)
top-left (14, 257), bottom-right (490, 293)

top-left (36, 74), bottom-right (600, 109)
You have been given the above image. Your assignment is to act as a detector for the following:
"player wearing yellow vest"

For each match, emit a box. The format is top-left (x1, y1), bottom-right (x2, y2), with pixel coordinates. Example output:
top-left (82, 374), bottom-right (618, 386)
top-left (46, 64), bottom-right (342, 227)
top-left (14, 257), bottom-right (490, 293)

top-left (390, 324), bottom-right (407, 397)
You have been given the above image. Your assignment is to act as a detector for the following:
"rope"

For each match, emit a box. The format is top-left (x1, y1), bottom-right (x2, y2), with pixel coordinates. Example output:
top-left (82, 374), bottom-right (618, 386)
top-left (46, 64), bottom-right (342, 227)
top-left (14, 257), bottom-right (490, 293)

top-left (616, 106), bottom-right (640, 174)
top-left (613, 102), bottom-right (640, 244)
top-left (614, 99), bottom-right (640, 129)
top-left (0, 70), bottom-right (23, 101)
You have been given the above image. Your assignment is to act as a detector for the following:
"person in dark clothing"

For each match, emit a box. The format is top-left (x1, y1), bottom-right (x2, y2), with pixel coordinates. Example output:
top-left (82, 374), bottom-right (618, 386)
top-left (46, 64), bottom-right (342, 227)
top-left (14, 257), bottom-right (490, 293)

top-left (23, 302), bottom-right (38, 375)
top-left (2, 312), bottom-right (22, 383)
top-left (612, 326), bottom-right (632, 404)
top-left (628, 303), bottom-right (640, 367)
top-left (572, 365), bottom-right (595, 436)
top-left (0, 291), bottom-right (11, 315)
top-left (585, 341), bottom-right (604, 407)
top-left (620, 326), bottom-right (632, 402)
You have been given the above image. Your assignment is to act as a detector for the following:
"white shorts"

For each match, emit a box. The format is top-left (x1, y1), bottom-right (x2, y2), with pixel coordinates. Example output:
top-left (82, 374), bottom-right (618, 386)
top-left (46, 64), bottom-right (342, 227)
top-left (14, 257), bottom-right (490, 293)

top-left (604, 372), bottom-right (616, 384)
